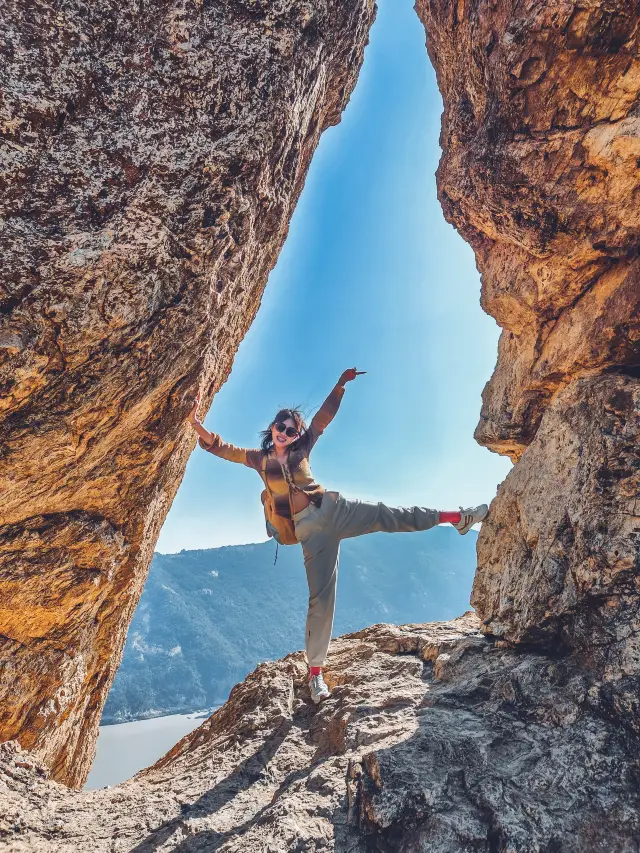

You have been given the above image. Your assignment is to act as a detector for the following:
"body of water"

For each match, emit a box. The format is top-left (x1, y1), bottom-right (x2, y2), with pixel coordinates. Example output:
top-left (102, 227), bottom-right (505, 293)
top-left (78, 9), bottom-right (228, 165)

top-left (84, 709), bottom-right (217, 790)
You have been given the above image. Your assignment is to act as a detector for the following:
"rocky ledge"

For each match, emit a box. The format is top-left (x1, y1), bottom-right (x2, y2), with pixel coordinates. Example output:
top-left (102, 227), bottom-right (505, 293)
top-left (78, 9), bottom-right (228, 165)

top-left (2, 615), bottom-right (639, 852)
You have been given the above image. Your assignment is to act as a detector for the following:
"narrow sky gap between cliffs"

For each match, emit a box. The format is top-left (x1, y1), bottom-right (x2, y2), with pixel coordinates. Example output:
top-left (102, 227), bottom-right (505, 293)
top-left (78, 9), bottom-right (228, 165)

top-left (156, 0), bottom-right (512, 554)
top-left (92, 0), bottom-right (512, 780)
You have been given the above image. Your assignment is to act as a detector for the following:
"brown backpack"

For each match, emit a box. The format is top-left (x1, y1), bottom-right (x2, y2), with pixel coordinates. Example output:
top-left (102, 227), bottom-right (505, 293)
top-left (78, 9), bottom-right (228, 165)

top-left (260, 454), bottom-right (299, 545)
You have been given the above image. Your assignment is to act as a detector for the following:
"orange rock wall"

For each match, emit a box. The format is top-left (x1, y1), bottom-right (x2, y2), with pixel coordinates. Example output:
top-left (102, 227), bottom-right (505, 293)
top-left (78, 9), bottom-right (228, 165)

top-left (416, 0), bottom-right (639, 719)
top-left (0, 0), bottom-right (376, 787)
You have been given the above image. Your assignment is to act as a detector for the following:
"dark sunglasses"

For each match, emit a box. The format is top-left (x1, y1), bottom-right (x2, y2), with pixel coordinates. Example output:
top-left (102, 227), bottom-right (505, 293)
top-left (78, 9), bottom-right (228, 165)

top-left (274, 421), bottom-right (299, 438)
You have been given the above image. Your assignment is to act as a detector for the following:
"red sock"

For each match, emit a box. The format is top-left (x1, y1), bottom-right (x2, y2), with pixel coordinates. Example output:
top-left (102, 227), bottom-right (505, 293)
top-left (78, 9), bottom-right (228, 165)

top-left (309, 666), bottom-right (322, 677)
top-left (439, 511), bottom-right (461, 524)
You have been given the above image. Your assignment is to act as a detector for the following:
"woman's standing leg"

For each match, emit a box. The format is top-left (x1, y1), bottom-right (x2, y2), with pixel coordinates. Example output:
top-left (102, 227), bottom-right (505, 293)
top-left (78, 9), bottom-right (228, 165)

top-left (294, 499), bottom-right (341, 703)
top-left (301, 535), bottom-right (341, 670)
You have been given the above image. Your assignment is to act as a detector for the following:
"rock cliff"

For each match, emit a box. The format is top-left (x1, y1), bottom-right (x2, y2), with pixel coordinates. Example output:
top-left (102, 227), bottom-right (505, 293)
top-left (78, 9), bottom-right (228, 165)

top-left (415, 0), bottom-right (639, 743)
top-left (0, 0), bottom-right (376, 787)
top-left (1, 0), bottom-right (639, 850)
top-left (418, 0), bottom-right (640, 459)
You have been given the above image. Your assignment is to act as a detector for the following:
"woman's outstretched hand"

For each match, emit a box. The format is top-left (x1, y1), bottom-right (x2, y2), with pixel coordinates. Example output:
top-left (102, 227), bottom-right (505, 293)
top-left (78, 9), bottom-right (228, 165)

top-left (339, 367), bottom-right (366, 386)
top-left (187, 392), bottom-right (214, 447)
top-left (187, 392), bottom-right (203, 428)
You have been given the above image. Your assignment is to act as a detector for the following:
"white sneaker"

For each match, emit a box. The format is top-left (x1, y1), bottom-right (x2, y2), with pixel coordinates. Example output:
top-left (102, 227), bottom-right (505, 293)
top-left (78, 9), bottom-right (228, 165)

top-left (309, 673), bottom-right (331, 704)
top-left (454, 504), bottom-right (488, 535)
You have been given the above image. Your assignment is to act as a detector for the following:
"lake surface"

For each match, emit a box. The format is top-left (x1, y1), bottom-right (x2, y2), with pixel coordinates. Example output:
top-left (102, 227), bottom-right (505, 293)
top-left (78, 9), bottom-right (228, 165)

top-left (84, 710), bottom-right (217, 790)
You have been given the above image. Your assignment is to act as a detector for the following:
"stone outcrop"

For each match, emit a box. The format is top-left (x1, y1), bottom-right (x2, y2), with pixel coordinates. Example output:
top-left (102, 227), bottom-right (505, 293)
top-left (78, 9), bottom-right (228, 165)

top-left (2, 619), bottom-right (640, 852)
top-left (0, 0), bottom-right (376, 787)
top-left (417, 0), bottom-right (640, 717)
top-left (474, 373), bottom-right (640, 731)
top-left (473, 374), bottom-right (638, 647)
top-left (417, 0), bottom-right (640, 459)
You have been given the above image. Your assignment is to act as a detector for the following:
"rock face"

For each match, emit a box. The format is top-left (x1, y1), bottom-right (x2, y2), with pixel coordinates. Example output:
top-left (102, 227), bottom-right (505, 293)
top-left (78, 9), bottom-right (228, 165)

top-left (473, 373), bottom-right (640, 731)
top-left (2, 619), bottom-right (640, 852)
top-left (417, 0), bottom-right (640, 710)
top-left (473, 374), bottom-right (639, 648)
top-left (2, 0), bottom-right (639, 849)
top-left (417, 0), bottom-right (640, 459)
top-left (0, 0), bottom-right (376, 787)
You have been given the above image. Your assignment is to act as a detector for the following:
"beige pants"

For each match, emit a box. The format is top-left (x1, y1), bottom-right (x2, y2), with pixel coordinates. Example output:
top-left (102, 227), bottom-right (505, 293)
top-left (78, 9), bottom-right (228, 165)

top-left (292, 491), bottom-right (440, 667)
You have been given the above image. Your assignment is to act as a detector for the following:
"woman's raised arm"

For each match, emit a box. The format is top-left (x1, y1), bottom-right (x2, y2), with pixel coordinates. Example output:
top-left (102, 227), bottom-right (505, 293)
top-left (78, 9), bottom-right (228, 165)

top-left (306, 368), bottom-right (366, 450)
top-left (187, 392), bottom-right (252, 466)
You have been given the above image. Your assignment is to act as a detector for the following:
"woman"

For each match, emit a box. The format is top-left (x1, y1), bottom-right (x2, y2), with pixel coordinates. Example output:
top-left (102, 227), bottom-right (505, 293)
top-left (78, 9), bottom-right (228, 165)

top-left (187, 368), bottom-right (488, 704)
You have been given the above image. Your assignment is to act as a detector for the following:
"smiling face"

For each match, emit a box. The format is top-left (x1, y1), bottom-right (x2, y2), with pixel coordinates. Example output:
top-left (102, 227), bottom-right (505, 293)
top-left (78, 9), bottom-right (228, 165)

top-left (270, 415), bottom-right (299, 452)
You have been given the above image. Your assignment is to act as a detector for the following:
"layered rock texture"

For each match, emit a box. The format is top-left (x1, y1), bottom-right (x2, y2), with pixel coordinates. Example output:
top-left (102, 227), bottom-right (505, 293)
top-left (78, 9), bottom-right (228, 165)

top-left (2, 619), bottom-right (640, 851)
top-left (2, 0), bottom-right (640, 850)
top-left (0, 0), bottom-right (376, 787)
top-left (415, 0), bottom-right (640, 738)
top-left (418, 0), bottom-right (640, 459)
top-left (418, 2), bottom-right (640, 847)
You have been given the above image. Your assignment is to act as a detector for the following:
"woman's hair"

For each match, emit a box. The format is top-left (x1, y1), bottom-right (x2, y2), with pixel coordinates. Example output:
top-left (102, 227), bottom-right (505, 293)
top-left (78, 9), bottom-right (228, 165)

top-left (259, 408), bottom-right (308, 453)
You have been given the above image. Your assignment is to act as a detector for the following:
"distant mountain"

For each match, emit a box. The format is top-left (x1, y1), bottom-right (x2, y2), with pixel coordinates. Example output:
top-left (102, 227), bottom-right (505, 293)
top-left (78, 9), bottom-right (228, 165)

top-left (102, 528), bottom-right (478, 723)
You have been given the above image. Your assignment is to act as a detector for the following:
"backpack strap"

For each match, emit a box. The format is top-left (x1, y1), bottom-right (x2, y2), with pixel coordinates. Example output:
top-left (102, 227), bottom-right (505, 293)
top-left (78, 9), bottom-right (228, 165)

top-left (261, 454), bottom-right (278, 563)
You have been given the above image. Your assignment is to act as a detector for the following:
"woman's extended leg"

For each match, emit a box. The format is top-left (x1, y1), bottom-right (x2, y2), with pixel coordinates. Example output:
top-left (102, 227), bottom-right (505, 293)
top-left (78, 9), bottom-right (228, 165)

top-left (323, 490), bottom-right (441, 539)
top-left (320, 491), bottom-right (486, 539)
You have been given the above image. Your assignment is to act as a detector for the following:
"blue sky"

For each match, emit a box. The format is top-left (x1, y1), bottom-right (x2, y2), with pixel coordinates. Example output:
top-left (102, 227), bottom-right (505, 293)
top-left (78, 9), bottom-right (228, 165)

top-left (156, 0), bottom-right (512, 553)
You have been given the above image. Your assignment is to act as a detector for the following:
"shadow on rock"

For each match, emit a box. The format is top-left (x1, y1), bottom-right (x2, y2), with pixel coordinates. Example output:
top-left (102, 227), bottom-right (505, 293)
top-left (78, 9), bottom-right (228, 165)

top-left (344, 638), bottom-right (640, 852)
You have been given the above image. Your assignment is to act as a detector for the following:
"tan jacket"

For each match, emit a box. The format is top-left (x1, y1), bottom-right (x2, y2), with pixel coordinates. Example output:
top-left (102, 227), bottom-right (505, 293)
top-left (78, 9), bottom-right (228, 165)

top-left (198, 383), bottom-right (345, 519)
